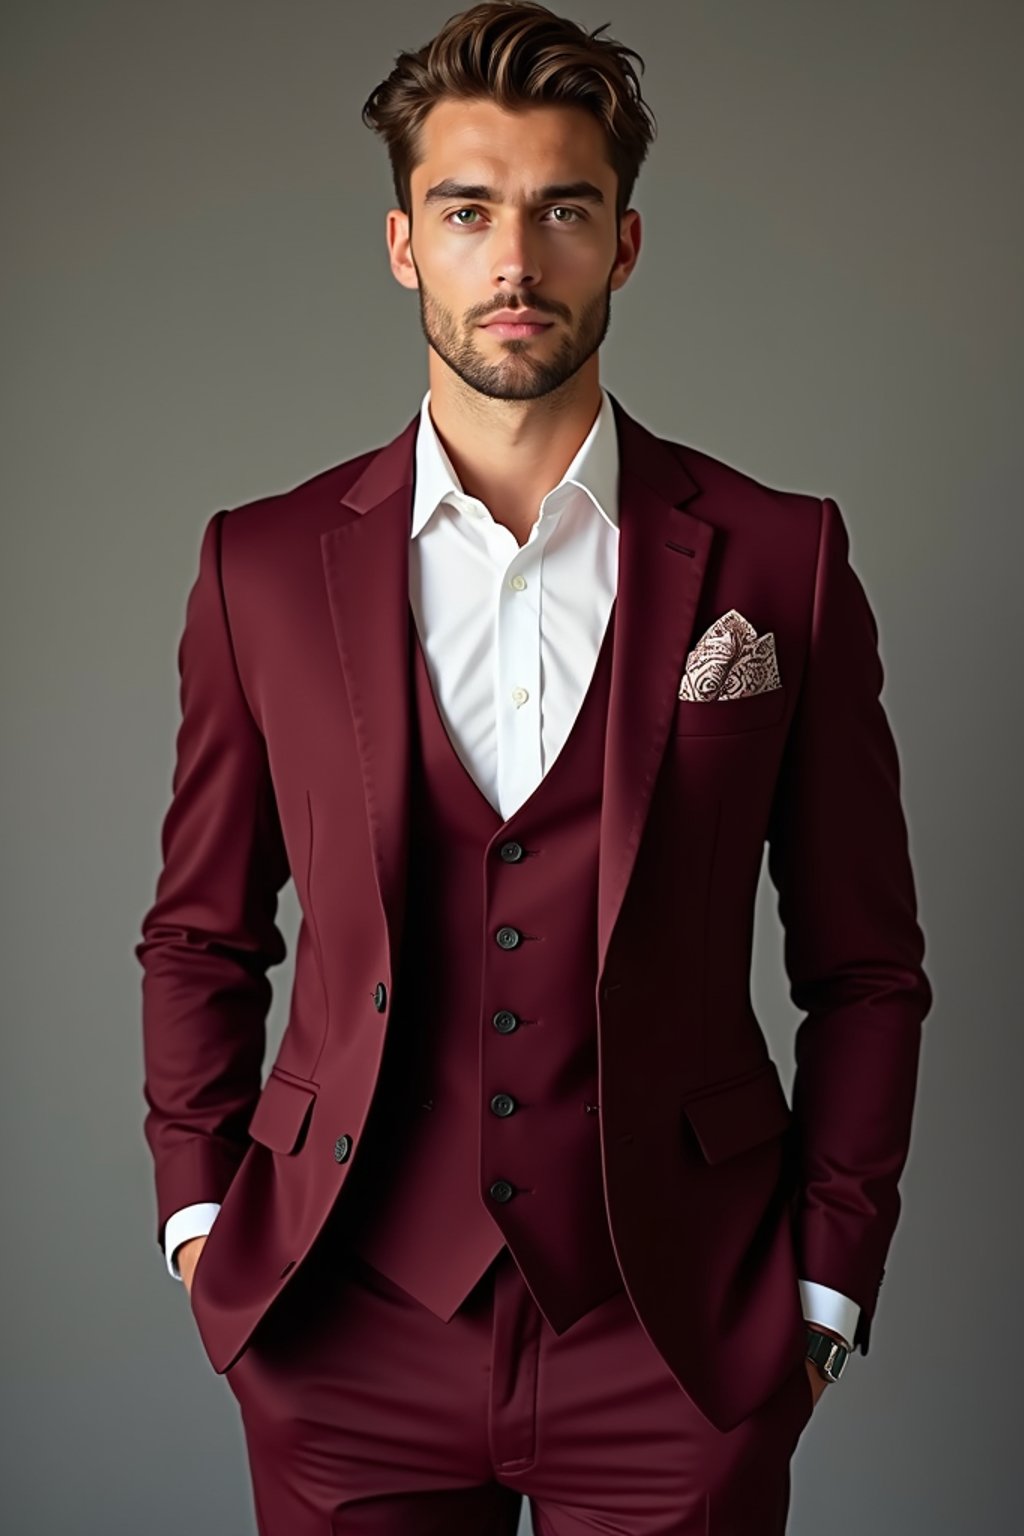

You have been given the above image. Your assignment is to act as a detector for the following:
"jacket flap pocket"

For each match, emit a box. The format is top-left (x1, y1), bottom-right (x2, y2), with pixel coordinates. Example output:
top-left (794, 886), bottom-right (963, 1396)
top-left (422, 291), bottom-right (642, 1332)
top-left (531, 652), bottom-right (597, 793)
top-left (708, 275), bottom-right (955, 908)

top-left (247, 1070), bottom-right (317, 1154)
top-left (681, 1060), bottom-right (792, 1163)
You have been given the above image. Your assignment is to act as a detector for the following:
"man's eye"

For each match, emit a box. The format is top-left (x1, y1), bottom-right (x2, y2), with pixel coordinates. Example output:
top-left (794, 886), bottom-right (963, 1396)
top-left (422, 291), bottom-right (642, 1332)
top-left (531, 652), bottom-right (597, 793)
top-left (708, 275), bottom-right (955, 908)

top-left (445, 206), bottom-right (584, 226)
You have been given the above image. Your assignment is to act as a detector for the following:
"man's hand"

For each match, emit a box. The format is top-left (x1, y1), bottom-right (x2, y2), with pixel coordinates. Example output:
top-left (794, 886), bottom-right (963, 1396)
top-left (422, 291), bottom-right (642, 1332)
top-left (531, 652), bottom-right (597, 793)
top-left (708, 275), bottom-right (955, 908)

top-left (805, 1358), bottom-right (830, 1410)
top-left (176, 1235), bottom-right (208, 1299)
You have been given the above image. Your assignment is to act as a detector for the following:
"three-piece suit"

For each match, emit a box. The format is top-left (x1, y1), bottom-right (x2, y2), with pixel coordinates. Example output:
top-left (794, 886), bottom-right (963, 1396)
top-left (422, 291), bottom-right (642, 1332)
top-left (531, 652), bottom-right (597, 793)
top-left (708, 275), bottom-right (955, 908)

top-left (137, 386), bottom-right (931, 1532)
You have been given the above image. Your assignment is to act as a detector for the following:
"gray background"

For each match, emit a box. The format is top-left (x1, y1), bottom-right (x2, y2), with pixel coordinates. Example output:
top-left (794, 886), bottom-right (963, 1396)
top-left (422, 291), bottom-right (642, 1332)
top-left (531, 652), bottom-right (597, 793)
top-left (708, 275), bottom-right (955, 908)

top-left (2, 1), bottom-right (1020, 1530)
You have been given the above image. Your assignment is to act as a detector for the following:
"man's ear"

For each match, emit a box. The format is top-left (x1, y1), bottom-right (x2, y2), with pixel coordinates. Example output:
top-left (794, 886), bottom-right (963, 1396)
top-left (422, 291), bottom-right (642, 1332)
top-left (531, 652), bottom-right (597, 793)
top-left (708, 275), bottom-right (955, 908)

top-left (387, 209), bottom-right (420, 292)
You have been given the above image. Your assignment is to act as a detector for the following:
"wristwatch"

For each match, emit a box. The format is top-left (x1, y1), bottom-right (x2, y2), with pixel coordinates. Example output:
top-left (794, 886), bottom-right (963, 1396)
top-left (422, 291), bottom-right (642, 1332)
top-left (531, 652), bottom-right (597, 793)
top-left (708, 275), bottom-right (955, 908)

top-left (805, 1326), bottom-right (850, 1383)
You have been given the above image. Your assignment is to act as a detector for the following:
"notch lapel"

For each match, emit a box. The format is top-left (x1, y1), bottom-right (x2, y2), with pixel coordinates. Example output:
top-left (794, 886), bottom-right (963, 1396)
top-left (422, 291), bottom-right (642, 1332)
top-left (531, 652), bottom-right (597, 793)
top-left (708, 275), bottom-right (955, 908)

top-left (597, 395), bottom-right (713, 976)
top-left (320, 412), bottom-right (419, 977)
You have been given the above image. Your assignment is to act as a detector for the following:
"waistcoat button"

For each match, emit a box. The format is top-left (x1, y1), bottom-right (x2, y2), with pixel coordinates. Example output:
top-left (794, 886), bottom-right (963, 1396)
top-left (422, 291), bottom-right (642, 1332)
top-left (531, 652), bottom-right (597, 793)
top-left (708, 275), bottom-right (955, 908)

top-left (334, 1134), bottom-right (353, 1163)
top-left (490, 1092), bottom-right (516, 1117)
top-left (499, 840), bottom-right (525, 863)
top-left (489, 1179), bottom-right (515, 1203)
top-left (495, 926), bottom-right (521, 949)
top-left (374, 982), bottom-right (388, 1012)
top-left (492, 1010), bottom-right (520, 1033)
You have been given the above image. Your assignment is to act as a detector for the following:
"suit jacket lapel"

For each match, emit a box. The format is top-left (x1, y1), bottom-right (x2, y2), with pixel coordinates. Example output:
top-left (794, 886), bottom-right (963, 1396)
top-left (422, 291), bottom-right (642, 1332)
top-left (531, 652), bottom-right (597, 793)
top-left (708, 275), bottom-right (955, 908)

top-left (597, 394), bottom-right (712, 974)
top-left (319, 393), bottom-right (715, 989)
top-left (320, 413), bottom-right (418, 973)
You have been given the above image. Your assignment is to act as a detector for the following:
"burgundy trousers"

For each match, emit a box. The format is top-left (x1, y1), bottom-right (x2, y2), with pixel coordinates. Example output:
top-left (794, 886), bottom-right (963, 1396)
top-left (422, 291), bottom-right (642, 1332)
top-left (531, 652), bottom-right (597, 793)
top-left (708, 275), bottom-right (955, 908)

top-left (219, 1236), bottom-right (816, 1535)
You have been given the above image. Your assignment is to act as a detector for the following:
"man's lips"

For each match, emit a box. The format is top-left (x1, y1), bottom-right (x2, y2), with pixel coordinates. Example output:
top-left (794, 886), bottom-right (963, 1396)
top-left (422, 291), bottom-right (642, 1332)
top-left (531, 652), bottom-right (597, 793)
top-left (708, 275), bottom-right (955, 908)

top-left (480, 319), bottom-right (554, 337)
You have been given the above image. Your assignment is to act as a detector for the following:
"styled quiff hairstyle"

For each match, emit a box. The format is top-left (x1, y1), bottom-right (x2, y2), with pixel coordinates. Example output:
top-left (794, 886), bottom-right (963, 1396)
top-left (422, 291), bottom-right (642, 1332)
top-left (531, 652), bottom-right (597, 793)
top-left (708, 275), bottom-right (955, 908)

top-left (361, 1), bottom-right (657, 225)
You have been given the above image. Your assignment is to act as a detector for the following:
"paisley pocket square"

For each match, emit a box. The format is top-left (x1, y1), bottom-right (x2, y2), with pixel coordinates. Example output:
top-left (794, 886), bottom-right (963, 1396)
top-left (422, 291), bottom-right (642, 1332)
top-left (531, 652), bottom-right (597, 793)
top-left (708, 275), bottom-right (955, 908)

top-left (678, 609), bottom-right (782, 701)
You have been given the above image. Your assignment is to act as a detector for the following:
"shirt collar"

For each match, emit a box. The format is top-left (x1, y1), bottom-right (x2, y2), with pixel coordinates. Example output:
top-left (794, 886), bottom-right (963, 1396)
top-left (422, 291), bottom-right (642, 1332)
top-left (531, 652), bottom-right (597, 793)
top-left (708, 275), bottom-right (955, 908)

top-left (410, 385), bottom-right (620, 539)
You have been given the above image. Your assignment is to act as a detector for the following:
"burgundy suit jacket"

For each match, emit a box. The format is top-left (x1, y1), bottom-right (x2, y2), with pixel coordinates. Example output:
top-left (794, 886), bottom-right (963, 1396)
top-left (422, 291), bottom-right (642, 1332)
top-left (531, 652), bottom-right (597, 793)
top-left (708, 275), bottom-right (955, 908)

top-left (137, 392), bottom-right (932, 1429)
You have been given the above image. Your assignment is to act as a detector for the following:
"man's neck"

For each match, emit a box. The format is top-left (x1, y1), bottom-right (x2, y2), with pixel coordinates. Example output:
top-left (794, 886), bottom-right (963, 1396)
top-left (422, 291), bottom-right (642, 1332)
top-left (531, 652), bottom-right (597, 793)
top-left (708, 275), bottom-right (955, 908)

top-left (426, 375), bottom-right (603, 542)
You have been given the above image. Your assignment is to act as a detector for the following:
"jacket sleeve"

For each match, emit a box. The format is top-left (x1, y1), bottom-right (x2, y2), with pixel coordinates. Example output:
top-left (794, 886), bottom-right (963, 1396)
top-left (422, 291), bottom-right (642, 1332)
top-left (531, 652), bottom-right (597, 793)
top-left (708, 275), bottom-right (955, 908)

top-left (135, 509), bottom-right (290, 1260)
top-left (765, 495), bottom-right (933, 1355)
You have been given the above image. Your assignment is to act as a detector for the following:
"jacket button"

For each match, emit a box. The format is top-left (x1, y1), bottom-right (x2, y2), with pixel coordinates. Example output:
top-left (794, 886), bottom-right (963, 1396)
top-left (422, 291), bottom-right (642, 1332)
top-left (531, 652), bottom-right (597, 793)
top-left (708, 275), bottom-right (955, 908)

top-left (490, 1092), bottom-right (516, 1117)
top-left (495, 926), bottom-right (521, 949)
top-left (499, 840), bottom-right (525, 863)
top-left (489, 1179), bottom-right (515, 1203)
top-left (492, 1009), bottom-right (520, 1033)
top-left (374, 982), bottom-right (388, 1012)
top-left (334, 1134), bottom-right (353, 1163)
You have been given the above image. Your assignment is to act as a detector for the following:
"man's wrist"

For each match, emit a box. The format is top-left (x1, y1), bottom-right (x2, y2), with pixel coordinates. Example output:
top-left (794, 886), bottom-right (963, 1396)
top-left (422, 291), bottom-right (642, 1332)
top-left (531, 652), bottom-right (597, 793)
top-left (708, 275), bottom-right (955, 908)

top-left (805, 1324), bottom-right (851, 1383)
top-left (806, 1322), bottom-right (852, 1351)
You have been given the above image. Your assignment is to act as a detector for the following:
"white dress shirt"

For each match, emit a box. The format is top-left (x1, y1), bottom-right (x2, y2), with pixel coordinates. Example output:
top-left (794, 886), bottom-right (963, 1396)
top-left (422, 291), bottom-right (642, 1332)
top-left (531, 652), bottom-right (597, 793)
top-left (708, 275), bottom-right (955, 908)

top-left (163, 385), bottom-right (860, 1352)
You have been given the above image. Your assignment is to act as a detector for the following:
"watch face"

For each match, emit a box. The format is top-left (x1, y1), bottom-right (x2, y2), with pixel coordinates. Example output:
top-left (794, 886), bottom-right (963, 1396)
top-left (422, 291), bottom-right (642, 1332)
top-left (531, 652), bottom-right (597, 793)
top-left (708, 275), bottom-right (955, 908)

top-left (807, 1329), bottom-right (848, 1381)
top-left (825, 1347), bottom-right (846, 1381)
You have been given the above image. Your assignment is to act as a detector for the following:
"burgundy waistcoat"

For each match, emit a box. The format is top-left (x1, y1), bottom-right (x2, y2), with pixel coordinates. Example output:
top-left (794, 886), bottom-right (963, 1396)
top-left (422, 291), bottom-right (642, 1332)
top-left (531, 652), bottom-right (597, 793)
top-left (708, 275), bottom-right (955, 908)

top-left (335, 598), bottom-right (626, 1333)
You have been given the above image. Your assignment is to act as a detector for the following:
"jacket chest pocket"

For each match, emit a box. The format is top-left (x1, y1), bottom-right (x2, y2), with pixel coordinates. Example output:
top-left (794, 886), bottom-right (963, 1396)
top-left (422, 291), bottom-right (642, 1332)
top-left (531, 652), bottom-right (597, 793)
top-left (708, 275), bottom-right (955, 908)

top-left (672, 684), bottom-right (788, 737)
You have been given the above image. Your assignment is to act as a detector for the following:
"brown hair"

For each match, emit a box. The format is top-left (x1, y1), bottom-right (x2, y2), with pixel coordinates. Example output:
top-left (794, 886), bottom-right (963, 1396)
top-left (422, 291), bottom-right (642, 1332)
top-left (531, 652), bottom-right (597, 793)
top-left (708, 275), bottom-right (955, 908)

top-left (361, 1), bottom-right (657, 225)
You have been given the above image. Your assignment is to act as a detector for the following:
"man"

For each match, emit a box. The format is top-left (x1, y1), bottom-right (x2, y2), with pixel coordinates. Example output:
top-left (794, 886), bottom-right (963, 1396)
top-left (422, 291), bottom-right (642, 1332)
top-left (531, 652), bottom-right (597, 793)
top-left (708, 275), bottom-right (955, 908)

top-left (137, 3), bottom-right (932, 1530)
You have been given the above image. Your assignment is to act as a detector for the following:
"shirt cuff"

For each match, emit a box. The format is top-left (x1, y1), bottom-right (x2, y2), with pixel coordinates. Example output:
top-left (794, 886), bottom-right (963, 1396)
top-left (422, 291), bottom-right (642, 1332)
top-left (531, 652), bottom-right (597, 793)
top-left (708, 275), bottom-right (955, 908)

top-left (163, 1203), bottom-right (221, 1280)
top-left (798, 1278), bottom-right (860, 1350)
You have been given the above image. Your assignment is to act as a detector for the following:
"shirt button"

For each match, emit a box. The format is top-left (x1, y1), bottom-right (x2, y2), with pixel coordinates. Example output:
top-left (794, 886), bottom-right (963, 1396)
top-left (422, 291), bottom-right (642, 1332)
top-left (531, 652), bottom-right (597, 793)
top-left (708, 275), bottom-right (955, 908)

top-left (509, 574), bottom-right (527, 591)
top-left (511, 686), bottom-right (529, 706)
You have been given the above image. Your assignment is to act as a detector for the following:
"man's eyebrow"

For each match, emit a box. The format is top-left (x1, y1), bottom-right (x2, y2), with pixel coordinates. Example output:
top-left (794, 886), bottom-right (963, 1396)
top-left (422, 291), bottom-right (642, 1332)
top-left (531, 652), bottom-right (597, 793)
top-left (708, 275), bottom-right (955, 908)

top-left (422, 179), bottom-right (606, 207)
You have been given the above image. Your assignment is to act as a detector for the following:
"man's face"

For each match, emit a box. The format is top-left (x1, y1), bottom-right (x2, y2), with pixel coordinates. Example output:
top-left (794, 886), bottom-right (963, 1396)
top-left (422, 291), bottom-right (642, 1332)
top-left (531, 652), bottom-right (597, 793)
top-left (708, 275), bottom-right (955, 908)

top-left (388, 98), bottom-right (640, 402)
